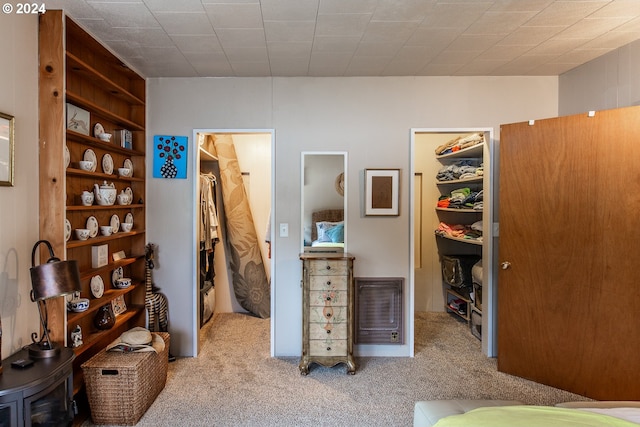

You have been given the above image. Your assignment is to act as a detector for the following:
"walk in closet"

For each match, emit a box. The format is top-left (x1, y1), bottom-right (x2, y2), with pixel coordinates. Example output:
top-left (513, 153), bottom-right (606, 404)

top-left (194, 132), bottom-right (273, 348)
top-left (412, 129), bottom-right (494, 356)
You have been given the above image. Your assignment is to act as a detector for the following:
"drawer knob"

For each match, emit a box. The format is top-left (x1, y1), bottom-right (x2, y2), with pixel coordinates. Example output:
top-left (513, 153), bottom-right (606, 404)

top-left (326, 280), bottom-right (331, 286)
top-left (326, 330), bottom-right (331, 334)
top-left (326, 347), bottom-right (331, 351)
top-left (326, 296), bottom-right (331, 301)
top-left (326, 265), bottom-right (331, 270)
top-left (326, 312), bottom-right (332, 318)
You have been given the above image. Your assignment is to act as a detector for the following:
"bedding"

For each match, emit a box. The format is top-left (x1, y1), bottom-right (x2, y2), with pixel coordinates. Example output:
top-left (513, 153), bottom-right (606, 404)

top-left (432, 405), bottom-right (640, 427)
top-left (309, 209), bottom-right (344, 249)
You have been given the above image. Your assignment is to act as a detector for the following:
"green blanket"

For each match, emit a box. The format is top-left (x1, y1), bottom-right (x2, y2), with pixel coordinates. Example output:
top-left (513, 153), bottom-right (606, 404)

top-left (433, 406), bottom-right (639, 427)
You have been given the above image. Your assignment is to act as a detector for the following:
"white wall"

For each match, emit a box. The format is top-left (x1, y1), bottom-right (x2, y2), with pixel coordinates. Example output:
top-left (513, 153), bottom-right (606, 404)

top-left (0, 13), bottom-right (40, 359)
top-left (147, 76), bottom-right (559, 357)
top-left (559, 39), bottom-right (640, 115)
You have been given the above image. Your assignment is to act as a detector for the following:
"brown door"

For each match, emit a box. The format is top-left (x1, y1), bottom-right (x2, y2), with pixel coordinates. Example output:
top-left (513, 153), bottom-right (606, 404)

top-left (498, 105), bottom-right (640, 400)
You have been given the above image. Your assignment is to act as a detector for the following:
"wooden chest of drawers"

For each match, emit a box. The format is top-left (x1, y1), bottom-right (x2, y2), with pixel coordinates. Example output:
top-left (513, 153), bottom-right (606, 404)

top-left (299, 253), bottom-right (356, 375)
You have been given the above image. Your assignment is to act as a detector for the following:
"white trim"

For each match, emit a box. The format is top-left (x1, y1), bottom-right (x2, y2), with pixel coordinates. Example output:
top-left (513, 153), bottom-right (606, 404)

top-left (410, 127), bottom-right (496, 357)
top-left (192, 128), bottom-right (276, 357)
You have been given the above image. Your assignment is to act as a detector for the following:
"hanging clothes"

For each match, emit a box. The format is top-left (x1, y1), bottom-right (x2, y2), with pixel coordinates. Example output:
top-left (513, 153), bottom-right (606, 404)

top-left (199, 173), bottom-right (219, 288)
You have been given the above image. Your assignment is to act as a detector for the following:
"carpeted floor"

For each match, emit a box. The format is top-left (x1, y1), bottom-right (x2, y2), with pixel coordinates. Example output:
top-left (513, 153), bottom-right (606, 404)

top-left (83, 311), bottom-right (590, 426)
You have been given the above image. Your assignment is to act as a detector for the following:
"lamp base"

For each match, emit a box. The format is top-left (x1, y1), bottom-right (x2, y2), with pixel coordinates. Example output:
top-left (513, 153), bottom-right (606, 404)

top-left (27, 342), bottom-right (61, 359)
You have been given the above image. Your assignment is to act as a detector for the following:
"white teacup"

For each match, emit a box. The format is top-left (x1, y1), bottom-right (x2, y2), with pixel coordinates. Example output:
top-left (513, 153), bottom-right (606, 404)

top-left (100, 225), bottom-right (113, 236)
top-left (120, 222), bottom-right (133, 232)
top-left (118, 168), bottom-right (131, 177)
top-left (98, 133), bottom-right (112, 142)
top-left (79, 161), bottom-right (94, 171)
top-left (75, 228), bottom-right (90, 240)
top-left (81, 191), bottom-right (94, 206)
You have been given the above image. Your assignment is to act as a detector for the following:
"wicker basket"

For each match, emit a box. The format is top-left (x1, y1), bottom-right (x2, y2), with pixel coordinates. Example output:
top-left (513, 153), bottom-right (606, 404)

top-left (82, 332), bottom-right (169, 425)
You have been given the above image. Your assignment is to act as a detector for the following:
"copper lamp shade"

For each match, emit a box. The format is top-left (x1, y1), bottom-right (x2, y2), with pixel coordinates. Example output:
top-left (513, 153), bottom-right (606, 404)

top-left (28, 240), bottom-right (81, 358)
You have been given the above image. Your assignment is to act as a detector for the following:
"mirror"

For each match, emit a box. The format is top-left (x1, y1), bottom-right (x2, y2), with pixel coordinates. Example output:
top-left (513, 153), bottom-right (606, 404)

top-left (301, 152), bottom-right (347, 253)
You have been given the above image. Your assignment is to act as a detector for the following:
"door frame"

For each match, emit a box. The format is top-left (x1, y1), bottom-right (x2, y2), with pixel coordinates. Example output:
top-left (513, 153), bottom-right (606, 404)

top-left (192, 128), bottom-right (276, 357)
top-left (410, 128), bottom-right (496, 357)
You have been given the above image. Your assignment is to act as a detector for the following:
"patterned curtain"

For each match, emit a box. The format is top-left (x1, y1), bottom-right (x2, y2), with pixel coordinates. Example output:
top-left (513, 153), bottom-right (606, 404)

top-left (212, 135), bottom-right (270, 318)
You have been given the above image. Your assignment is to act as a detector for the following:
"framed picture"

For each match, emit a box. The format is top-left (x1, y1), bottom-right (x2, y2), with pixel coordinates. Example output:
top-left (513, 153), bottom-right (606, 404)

top-left (66, 103), bottom-right (91, 135)
top-left (111, 295), bottom-right (127, 316)
top-left (0, 112), bottom-right (15, 186)
top-left (365, 169), bottom-right (400, 216)
top-left (153, 135), bottom-right (188, 179)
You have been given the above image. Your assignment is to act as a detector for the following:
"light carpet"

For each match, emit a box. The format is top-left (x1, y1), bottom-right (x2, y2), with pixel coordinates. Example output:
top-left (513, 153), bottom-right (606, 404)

top-left (83, 311), bottom-right (590, 426)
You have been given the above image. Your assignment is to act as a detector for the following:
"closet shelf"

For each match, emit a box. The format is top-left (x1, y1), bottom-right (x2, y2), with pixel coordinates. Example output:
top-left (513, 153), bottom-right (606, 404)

top-left (199, 147), bottom-right (217, 161)
top-left (435, 232), bottom-right (483, 246)
top-left (436, 176), bottom-right (483, 185)
top-left (436, 208), bottom-right (482, 213)
top-left (436, 143), bottom-right (483, 160)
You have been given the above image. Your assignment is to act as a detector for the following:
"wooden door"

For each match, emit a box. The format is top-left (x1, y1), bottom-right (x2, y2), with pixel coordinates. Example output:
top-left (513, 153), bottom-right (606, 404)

top-left (498, 105), bottom-right (640, 400)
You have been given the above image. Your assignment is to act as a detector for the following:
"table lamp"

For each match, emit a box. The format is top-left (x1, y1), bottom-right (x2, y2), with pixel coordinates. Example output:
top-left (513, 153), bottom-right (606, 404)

top-left (28, 240), bottom-right (80, 358)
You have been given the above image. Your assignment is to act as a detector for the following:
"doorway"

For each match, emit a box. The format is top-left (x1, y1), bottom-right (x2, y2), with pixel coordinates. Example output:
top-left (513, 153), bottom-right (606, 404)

top-left (193, 129), bottom-right (275, 355)
top-left (410, 128), bottom-right (496, 357)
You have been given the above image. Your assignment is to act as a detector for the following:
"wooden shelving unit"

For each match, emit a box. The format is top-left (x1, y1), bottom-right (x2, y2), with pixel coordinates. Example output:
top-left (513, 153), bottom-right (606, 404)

top-left (39, 10), bottom-right (147, 400)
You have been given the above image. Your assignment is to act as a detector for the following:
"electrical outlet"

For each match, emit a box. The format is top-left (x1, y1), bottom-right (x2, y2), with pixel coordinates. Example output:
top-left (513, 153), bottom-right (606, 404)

top-left (279, 223), bottom-right (288, 237)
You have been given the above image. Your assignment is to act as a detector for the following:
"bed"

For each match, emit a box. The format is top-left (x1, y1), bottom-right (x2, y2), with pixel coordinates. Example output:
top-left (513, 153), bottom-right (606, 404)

top-left (413, 400), bottom-right (640, 426)
top-left (308, 209), bottom-right (344, 251)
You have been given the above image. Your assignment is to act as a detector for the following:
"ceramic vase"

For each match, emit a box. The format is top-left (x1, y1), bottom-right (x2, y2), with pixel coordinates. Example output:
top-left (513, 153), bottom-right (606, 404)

top-left (94, 304), bottom-right (115, 330)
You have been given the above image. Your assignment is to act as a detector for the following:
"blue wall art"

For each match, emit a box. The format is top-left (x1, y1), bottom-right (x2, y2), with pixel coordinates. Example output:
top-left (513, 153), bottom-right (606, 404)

top-left (153, 135), bottom-right (187, 179)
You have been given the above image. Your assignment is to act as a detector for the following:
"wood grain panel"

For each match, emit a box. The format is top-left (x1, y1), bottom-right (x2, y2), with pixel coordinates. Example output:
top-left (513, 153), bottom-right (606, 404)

top-left (498, 106), bottom-right (640, 400)
top-left (38, 10), bottom-right (67, 344)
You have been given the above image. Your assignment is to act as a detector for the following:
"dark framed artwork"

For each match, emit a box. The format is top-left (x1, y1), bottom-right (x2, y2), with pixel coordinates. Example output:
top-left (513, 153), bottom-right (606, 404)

top-left (365, 168), bottom-right (400, 216)
top-left (0, 112), bottom-right (15, 187)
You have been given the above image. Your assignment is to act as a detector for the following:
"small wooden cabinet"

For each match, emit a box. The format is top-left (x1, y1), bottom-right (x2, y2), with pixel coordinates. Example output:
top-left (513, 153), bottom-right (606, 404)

top-left (38, 10), bottom-right (147, 398)
top-left (299, 253), bottom-right (356, 375)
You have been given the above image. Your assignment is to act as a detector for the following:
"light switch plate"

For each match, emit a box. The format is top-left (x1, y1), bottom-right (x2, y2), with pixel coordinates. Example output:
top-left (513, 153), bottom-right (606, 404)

top-left (279, 223), bottom-right (288, 237)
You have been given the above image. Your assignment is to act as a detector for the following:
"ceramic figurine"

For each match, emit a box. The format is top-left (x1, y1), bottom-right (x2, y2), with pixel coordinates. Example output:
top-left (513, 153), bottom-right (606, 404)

top-left (71, 325), bottom-right (83, 348)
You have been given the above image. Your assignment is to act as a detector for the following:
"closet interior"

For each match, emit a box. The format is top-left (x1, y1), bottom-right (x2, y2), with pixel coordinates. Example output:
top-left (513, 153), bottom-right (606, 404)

top-left (413, 129), bottom-right (495, 356)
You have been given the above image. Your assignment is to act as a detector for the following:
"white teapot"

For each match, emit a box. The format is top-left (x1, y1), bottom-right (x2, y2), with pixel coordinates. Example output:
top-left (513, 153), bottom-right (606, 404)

top-left (117, 190), bottom-right (131, 205)
top-left (94, 181), bottom-right (116, 206)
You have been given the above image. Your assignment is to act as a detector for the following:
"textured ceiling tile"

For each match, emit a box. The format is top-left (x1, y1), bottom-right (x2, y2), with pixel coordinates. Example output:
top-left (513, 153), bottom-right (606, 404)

top-left (230, 61), bottom-right (272, 77)
top-left (154, 12), bottom-right (214, 35)
top-left (260, 0), bottom-right (319, 21)
top-left (316, 13), bottom-right (372, 37)
top-left (361, 21), bottom-right (419, 43)
top-left (589, 0), bottom-right (640, 18)
top-left (481, 44), bottom-right (534, 61)
top-left (498, 26), bottom-right (563, 46)
top-left (144, 0), bottom-right (205, 13)
top-left (312, 36), bottom-right (361, 53)
top-left (370, 0), bottom-right (434, 22)
top-left (355, 42), bottom-right (405, 56)
top-left (345, 56), bottom-right (390, 76)
top-left (112, 28), bottom-right (174, 47)
top-left (264, 20), bottom-right (316, 42)
top-left (406, 27), bottom-right (460, 46)
top-left (488, 0), bottom-right (553, 13)
top-left (382, 58), bottom-right (430, 76)
top-left (420, 2), bottom-right (491, 28)
top-left (216, 28), bottom-right (266, 49)
top-left (447, 34), bottom-right (504, 52)
top-left (393, 45), bottom-right (442, 62)
top-left (171, 35), bottom-right (223, 53)
top-left (419, 63), bottom-right (465, 76)
top-left (582, 30), bottom-right (640, 49)
top-left (465, 11), bottom-right (538, 35)
top-left (267, 41), bottom-right (313, 59)
top-left (526, 37), bottom-right (589, 55)
top-left (524, 1), bottom-right (608, 27)
top-left (269, 58), bottom-right (311, 76)
top-left (224, 47), bottom-right (269, 62)
top-left (204, 3), bottom-right (264, 29)
top-left (86, 2), bottom-right (160, 27)
top-left (319, 0), bottom-right (378, 14)
top-left (555, 17), bottom-right (634, 40)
